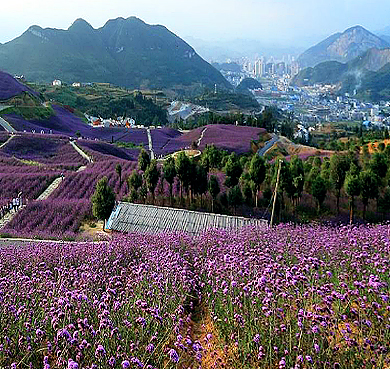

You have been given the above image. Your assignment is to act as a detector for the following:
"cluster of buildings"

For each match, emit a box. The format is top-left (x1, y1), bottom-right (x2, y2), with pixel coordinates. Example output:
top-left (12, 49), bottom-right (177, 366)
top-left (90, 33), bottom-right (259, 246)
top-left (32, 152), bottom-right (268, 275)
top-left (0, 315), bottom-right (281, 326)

top-left (294, 85), bottom-right (390, 128)
top-left (84, 114), bottom-right (136, 128)
top-left (241, 55), bottom-right (300, 80)
top-left (216, 55), bottom-right (301, 88)
top-left (52, 80), bottom-right (92, 87)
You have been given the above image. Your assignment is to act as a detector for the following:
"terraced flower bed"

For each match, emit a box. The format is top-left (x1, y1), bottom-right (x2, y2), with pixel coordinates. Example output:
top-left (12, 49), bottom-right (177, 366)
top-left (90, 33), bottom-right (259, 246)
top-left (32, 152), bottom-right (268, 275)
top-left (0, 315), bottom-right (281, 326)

top-left (1, 134), bottom-right (88, 169)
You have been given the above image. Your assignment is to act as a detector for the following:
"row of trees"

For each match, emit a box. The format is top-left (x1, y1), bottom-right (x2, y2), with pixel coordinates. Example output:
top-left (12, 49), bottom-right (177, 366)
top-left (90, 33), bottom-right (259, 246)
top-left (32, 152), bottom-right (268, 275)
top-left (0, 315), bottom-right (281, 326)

top-left (307, 151), bottom-right (390, 223)
top-left (92, 143), bottom-right (390, 225)
top-left (121, 147), bottom-right (270, 215)
top-left (170, 106), bottom-right (284, 133)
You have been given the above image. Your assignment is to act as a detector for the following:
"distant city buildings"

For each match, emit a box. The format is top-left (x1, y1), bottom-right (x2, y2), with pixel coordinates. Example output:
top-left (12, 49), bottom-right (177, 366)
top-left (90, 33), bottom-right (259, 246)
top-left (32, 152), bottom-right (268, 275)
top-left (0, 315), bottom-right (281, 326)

top-left (245, 55), bottom-right (300, 80)
top-left (52, 79), bottom-right (62, 86)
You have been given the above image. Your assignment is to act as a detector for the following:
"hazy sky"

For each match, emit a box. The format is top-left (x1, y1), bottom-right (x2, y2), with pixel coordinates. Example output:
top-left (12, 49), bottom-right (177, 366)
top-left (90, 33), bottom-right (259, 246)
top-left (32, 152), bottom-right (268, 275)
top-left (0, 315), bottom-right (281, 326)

top-left (1, 0), bottom-right (390, 46)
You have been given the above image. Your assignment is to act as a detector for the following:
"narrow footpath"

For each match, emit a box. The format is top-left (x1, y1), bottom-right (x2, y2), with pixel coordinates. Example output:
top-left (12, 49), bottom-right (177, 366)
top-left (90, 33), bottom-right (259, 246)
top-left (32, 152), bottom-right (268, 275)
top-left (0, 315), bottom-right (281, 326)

top-left (0, 205), bottom-right (26, 230)
top-left (146, 128), bottom-right (155, 160)
top-left (0, 134), bottom-right (14, 149)
top-left (0, 176), bottom-right (63, 230)
top-left (70, 140), bottom-right (93, 163)
top-left (36, 177), bottom-right (63, 200)
top-left (196, 127), bottom-right (207, 147)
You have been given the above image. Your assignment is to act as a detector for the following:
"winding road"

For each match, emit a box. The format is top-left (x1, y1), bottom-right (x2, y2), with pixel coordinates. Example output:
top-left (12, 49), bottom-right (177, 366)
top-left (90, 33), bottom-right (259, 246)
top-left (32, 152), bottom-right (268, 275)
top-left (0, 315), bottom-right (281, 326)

top-left (258, 134), bottom-right (279, 157)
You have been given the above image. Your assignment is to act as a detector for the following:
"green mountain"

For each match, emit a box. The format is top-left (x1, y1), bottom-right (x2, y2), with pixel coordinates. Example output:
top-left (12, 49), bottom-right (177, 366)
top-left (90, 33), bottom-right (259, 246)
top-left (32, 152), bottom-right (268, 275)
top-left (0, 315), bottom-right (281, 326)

top-left (352, 63), bottom-right (390, 101)
top-left (236, 78), bottom-right (262, 95)
top-left (298, 26), bottom-right (389, 68)
top-left (293, 61), bottom-right (348, 86)
top-left (293, 47), bottom-right (390, 101)
top-left (0, 17), bottom-right (231, 92)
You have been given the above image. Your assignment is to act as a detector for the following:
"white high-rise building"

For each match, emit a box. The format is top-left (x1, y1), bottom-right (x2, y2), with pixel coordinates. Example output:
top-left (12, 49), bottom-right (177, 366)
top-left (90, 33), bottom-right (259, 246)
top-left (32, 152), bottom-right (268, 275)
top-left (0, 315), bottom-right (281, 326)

top-left (254, 58), bottom-right (265, 78)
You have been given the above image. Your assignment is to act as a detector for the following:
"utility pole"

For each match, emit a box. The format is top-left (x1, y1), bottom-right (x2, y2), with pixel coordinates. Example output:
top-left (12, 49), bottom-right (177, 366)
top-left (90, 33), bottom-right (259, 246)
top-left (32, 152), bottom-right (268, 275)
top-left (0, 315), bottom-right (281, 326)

top-left (270, 159), bottom-right (282, 227)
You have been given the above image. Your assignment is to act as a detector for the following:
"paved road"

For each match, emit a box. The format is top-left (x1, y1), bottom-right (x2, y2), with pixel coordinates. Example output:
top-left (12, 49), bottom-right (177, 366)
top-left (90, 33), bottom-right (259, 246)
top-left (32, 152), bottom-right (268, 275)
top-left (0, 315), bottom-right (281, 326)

top-left (0, 105), bottom-right (16, 133)
top-left (0, 117), bottom-right (16, 133)
top-left (258, 134), bottom-right (278, 157)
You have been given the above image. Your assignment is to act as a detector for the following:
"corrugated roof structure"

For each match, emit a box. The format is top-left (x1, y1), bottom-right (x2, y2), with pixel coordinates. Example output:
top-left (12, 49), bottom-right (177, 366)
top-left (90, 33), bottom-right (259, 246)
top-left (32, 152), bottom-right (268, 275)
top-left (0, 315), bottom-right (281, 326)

top-left (106, 202), bottom-right (267, 235)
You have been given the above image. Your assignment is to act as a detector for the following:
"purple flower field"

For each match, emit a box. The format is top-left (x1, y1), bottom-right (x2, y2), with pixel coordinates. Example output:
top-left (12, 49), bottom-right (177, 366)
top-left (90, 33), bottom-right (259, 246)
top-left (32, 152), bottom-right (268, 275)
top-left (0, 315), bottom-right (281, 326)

top-left (77, 140), bottom-right (137, 162)
top-left (0, 232), bottom-right (197, 368)
top-left (0, 71), bottom-right (37, 100)
top-left (159, 127), bottom-right (203, 155)
top-left (1, 223), bottom-right (390, 368)
top-left (0, 173), bottom-right (58, 203)
top-left (2, 106), bottom-right (92, 137)
top-left (0, 145), bottom-right (61, 204)
top-left (156, 125), bottom-right (265, 156)
top-left (50, 160), bottom-right (137, 201)
top-left (107, 128), bottom-right (148, 145)
top-left (151, 128), bottom-right (181, 155)
top-left (1, 134), bottom-right (88, 169)
top-left (193, 223), bottom-right (390, 368)
top-left (198, 125), bottom-right (265, 154)
top-left (3, 106), bottom-right (150, 144)
top-left (2, 199), bottom-right (91, 240)
top-left (0, 132), bottom-right (8, 142)
top-left (1, 159), bottom-right (137, 239)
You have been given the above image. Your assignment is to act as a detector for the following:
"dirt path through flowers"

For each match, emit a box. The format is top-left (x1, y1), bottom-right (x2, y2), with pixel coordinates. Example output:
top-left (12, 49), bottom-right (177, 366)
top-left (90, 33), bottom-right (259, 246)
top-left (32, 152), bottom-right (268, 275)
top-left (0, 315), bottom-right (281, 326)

top-left (178, 300), bottom-right (229, 369)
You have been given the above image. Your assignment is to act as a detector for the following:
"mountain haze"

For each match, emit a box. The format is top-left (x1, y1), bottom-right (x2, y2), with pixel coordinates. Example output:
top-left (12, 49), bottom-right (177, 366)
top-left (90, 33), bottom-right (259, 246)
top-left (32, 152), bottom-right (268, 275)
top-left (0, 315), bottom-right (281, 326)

top-left (294, 47), bottom-right (390, 86)
top-left (0, 17), bottom-right (231, 91)
top-left (298, 26), bottom-right (389, 68)
top-left (293, 46), bottom-right (390, 101)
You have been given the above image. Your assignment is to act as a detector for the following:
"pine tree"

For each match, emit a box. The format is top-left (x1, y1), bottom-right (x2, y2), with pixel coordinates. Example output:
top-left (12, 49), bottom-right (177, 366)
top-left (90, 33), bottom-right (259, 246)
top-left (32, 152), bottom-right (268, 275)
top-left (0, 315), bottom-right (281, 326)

top-left (175, 151), bottom-right (191, 200)
top-left (330, 154), bottom-right (351, 214)
top-left (91, 177), bottom-right (116, 229)
top-left (344, 164), bottom-right (361, 224)
top-left (144, 160), bottom-right (160, 204)
top-left (311, 176), bottom-right (327, 213)
top-left (115, 163), bottom-right (122, 186)
top-left (228, 185), bottom-right (243, 215)
top-left (360, 170), bottom-right (379, 220)
top-left (208, 175), bottom-right (220, 212)
top-left (248, 155), bottom-right (266, 207)
top-left (127, 170), bottom-right (143, 194)
top-left (163, 156), bottom-right (177, 205)
top-left (224, 153), bottom-right (243, 188)
top-left (138, 148), bottom-right (150, 172)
